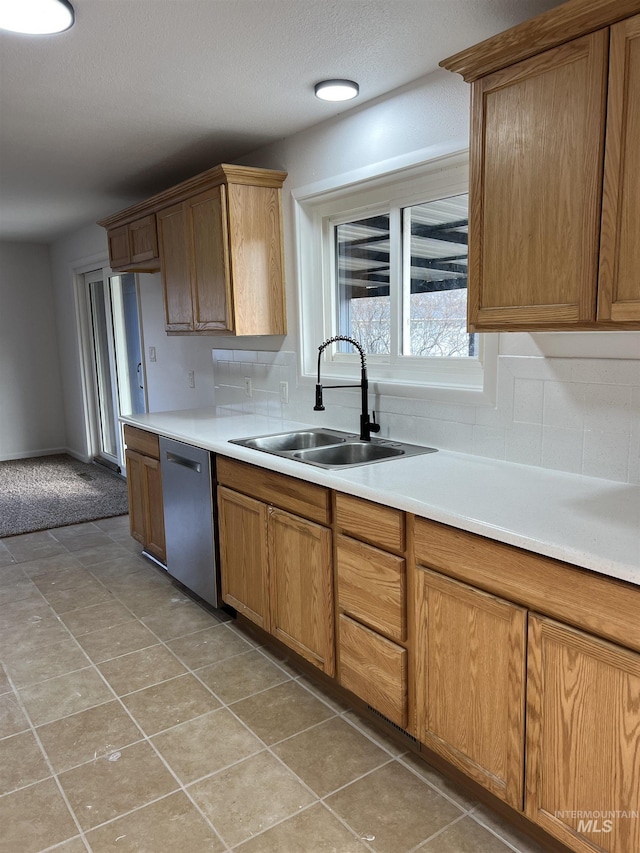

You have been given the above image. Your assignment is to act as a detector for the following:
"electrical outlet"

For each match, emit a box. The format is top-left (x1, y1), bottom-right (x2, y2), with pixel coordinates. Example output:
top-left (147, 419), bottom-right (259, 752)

top-left (148, 346), bottom-right (156, 363)
top-left (279, 380), bottom-right (289, 405)
top-left (188, 370), bottom-right (195, 388)
top-left (244, 377), bottom-right (252, 397)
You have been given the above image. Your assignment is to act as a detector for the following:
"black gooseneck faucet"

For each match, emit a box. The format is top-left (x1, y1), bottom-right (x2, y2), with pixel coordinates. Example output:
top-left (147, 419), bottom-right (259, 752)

top-left (314, 335), bottom-right (381, 441)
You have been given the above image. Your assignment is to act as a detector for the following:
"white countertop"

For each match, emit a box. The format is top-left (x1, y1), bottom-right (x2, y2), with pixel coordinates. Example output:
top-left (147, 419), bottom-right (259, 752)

top-left (121, 408), bottom-right (640, 587)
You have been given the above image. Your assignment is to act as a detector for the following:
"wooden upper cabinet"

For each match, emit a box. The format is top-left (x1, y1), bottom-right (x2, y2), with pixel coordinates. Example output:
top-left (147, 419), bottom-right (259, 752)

top-left (598, 14), bottom-right (640, 322)
top-left (526, 615), bottom-right (640, 853)
top-left (107, 215), bottom-right (159, 273)
top-left (98, 164), bottom-right (287, 336)
top-left (442, 0), bottom-right (640, 331)
top-left (468, 31), bottom-right (608, 330)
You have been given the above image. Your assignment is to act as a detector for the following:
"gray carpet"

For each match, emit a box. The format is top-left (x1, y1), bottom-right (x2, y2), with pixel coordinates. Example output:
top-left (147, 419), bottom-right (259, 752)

top-left (0, 454), bottom-right (129, 537)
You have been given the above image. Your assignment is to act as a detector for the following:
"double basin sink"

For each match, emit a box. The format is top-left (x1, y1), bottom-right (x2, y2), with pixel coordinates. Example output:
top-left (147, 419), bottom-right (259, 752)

top-left (229, 428), bottom-right (437, 469)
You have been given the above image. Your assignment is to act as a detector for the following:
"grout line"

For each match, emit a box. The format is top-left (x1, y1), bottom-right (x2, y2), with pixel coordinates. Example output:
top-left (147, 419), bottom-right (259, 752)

top-left (406, 811), bottom-right (469, 853)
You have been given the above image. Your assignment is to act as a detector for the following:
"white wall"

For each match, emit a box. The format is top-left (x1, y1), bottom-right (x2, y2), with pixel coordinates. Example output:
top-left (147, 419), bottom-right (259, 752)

top-left (0, 242), bottom-right (66, 459)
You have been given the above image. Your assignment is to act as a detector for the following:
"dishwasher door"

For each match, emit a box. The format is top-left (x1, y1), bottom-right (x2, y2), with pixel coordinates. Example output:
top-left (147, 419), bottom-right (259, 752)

top-left (159, 436), bottom-right (219, 608)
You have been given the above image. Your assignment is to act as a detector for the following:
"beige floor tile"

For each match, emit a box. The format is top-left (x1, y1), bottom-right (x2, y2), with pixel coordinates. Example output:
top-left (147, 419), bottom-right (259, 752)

top-left (418, 816), bottom-right (515, 851)
top-left (48, 837), bottom-right (87, 852)
top-left (231, 681), bottom-right (335, 745)
top-left (121, 673), bottom-right (221, 735)
top-left (141, 599), bottom-right (223, 640)
top-left (0, 613), bottom-right (71, 656)
top-left (75, 619), bottom-right (158, 663)
top-left (85, 553), bottom-right (148, 580)
top-left (93, 515), bottom-right (131, 535)
top-left (98, 644), bottom-right (186, 695)
top-left (31, 565), bottom-right (96, 593)
top-left (0, 778), bottom-right (78, 853)
top-left (2, 637), bottom-right (90, 688)
top-left (104, 569), bottom-right (171, 598)
top-left (44, 581), bottom-right (115, 614)
top-left (51, 529), bottom-right (115, 552)
top-left (72, 542), bottom-right (134, 567)
top-left (401, 752), bottom-right (478, 811)
top-left (189, 750), bottom-right (316, 846)
top-left (36, 699), bottom-right (143, 773)
top-left (18, 667), bottom-right (113, 726)
top-left (59, 740), bottom-right (179, 831)
top-left (152, 708), bottom-right (263, 783)
top-left (197, 648), bottom-right (290, 704)
top-left (273, 717), bottom-right (390, 797)
top-left (0, 576), bottom-right (40, 607)
top-left (253, 644), bottom-right (304, 678)
top-left (60, 600), bottom-right (135, 636)
top-left (469, 805), bottom-right (550, 853)
top-left (0, 692), bottom-right (28, 738)
top-left (86, 790), bottom-right (225, 852)
top-left (326, 761), bottom-right (463, 853)
top-left (0, 541), bottom-right (16, 567)
top-left (166, 623), bottom-right (253, 670)
top-left (0, 597), bottom-right (53, 628)
top-left (122, 586), bottom-right (194, 617)
top-left (0, 565), bottom-right (26, 587)
top-left (234, 802), bottom-right (370, 853)
top-left (17, 551), bottom-right (83, 578)
top-left (3, 531), bottom-right (67, 563)
top-left (0, 730), bottom-right (51, 794)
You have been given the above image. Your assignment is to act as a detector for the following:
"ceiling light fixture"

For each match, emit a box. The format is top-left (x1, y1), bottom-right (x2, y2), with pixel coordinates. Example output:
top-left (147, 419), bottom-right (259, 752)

top-left (314, 79), bottom-right (359, 102)
top-left (0, 0), bottom-right (75, 35)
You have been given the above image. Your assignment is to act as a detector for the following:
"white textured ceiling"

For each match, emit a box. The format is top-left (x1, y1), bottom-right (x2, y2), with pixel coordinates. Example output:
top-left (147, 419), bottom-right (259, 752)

top-left (0, 0), bottom-right (562, 243)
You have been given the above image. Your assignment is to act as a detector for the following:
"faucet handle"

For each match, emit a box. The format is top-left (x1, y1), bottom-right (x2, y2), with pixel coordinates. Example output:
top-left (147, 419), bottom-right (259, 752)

top-left (369, 411), bottom-right (381, 433)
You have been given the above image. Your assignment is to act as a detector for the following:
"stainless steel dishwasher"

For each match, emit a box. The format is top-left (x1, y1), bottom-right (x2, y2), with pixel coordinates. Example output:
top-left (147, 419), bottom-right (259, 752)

top-left (159, 436), bottom-right (219, 608)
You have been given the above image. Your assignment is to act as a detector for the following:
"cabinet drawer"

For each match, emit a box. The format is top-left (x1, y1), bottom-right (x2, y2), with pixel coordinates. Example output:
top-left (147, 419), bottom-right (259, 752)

top-left (217, 457), bottom-right (330, 525)
top-left (337, 535), bottom-right (406, 641)
top-left (335, 492), bottom-right (404, 552)
top-left (338, 614), bottom-right (407, 728)
top-left (124, 425), bottom-right (160, 460)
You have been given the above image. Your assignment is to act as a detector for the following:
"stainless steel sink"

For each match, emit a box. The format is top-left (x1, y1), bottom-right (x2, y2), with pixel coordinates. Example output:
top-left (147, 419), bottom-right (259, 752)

top-left (230, 428), bottom-right (437, 469)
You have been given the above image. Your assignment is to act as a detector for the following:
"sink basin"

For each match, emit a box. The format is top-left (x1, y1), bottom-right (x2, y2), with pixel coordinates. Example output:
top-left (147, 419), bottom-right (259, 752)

top-left (238, 429), bottom-right (347, 453)
top-left (230, 428), bottom-right (437, 469)
top-left (293, 442), bottom-right (405, 467)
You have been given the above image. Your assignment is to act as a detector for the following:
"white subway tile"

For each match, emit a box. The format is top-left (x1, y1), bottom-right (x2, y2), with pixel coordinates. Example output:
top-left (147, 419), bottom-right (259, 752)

top-left (571, 358), bottom-right (640, 385)
top-left (513, 378), bottom-right (544, 424)
top-left (543, 382), bottom-right (585, 430)
top-left (583, 384), bottom-right (632, 434)
top-left (541, 426), bottom-right (584, 475)
top-left (505, 423), bottom-right (542, 466)
top-left (472, 425), bottom-right (505, 460)
top-left (582, 431), bottom-right (630, 482)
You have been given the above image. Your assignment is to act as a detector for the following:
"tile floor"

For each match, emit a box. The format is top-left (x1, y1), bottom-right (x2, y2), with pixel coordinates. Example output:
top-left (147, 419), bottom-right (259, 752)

top-left (0, 517), bottom-right (550, 853)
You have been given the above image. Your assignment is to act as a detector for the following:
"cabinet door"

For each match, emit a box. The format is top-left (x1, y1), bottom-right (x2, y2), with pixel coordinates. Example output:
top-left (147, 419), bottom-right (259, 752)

top-left (143, 454), bottom-right (165, 564)
top-left (157, 202), bottom-right (193, 331)
top-left (268, 508), bottom-right (334, 675)
top-left (217, 486), bottom-right (270, 630)
top-left (598, 14), bottom-right (640, 323)
top-left (526, 615), bottom-right (640, 853)
top-left (107, 225), bottom-right (131, 269)
top-left (415, 568), bottom-right (527, 809)
top-left (124, 448), bottom-right (165, 563)
top-left (125, 448), bottom-right (146, 546)
top-left (129, 214), bottom-right (158, 264)
top-left (469, 31), bottom-right (608, 330)
top-left (189, 185), bottom-right (232, 332)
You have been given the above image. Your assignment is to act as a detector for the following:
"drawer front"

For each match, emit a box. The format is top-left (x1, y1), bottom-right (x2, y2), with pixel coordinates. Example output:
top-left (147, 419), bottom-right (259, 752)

top-left (124, 425), bottom-right (160, 460)
top-left (339, 615), bottom-right (408, 728)
top-left (217, 456), bottom-right (330, 525)
top-left (337, 535), bottom-right (406, 641)
top-left (335, 492), bottom-right (404, 552)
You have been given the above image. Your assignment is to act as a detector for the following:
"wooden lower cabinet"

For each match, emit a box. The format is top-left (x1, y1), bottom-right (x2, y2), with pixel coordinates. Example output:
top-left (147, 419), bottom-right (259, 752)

top-left (414, 566), bottom-right (527, 810)
top-left (216, 459), bottom-right (334, 676)
top-left (217, 486), bottom-right (269, 630)
top-left (268, 508), bottom-right (334, 674)
top-left (124, 447), bottom-right (165, 564)
top-left (526, 615), bottom-right (640, 853)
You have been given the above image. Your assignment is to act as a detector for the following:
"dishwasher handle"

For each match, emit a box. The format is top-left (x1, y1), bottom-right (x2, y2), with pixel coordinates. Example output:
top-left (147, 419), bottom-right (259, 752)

top-left (165, 451), bottom-right (202, 474)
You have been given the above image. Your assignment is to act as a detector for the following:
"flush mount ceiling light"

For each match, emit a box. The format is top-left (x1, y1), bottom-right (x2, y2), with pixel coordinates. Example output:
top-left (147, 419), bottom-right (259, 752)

top-left (314, 79), bottom-right (359, 102)
top-left (0, 0), bottom-right (75, 34)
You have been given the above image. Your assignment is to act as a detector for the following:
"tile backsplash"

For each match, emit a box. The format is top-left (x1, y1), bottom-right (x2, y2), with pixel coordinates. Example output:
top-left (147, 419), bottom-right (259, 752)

top-left (212, 350), bottom-right (640, 485)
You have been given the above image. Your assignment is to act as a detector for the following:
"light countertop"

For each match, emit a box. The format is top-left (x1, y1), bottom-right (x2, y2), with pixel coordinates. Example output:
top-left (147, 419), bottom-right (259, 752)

top-left (121, 408), bottom-right (640, 588)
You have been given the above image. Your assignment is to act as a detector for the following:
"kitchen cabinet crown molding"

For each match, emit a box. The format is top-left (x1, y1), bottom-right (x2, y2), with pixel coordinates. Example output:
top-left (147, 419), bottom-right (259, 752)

top-left (97, 163), bottom-right (287, 229)
top-left (440, 0), bottom-right (640, 82)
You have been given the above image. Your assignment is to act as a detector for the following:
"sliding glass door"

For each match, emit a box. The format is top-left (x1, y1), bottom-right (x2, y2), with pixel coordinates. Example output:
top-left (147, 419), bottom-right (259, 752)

top-left (84, 269), bottom-right (145, 471)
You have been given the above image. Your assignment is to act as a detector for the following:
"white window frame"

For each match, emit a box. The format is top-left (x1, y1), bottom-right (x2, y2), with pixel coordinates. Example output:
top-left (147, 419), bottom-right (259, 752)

top-left (293, 150), bottom-right (498, 404)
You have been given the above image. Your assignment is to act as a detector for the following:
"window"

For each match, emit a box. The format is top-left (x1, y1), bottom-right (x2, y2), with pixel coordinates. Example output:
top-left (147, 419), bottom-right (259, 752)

top-left (294, 152), bottom-right (497, 402)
